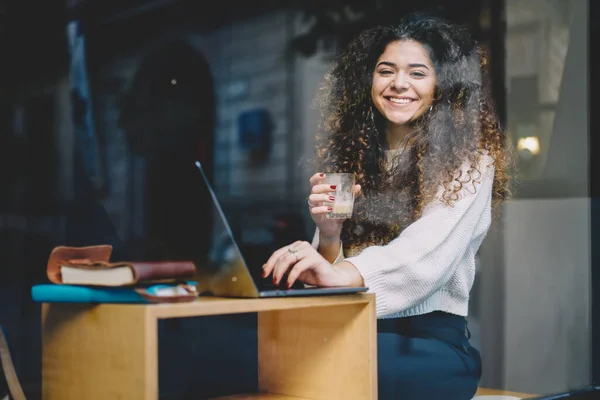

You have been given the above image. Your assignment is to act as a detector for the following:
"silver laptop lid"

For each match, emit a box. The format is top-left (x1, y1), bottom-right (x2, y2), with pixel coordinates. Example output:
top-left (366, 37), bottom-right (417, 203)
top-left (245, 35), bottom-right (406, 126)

top-left (194, 161), bottom-right (260, 298)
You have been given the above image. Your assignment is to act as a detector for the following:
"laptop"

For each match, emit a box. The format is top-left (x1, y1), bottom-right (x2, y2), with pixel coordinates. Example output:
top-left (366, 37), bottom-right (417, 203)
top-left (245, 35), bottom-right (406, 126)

top-left (193, 161), bottom-right (368, 298)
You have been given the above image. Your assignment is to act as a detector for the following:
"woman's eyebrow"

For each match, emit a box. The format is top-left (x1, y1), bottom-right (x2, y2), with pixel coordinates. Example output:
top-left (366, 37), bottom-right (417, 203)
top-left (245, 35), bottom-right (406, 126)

top-left (408, 63), bottom-right (430, 70)
top-left (376, 61), bottom-right (430, 70)
top-left (376, 61), bottom-right (396, 68)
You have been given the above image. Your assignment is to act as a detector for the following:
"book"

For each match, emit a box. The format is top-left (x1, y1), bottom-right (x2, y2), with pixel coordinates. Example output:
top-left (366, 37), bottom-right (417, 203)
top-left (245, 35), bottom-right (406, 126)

top-left (46, 245), bottom-right (197, 287)
top-left (32, 284), bottom-right (147, 303)
top-left (31, 282), bottom-right (198, 304)
top-left (58, 261), bottom-right (197, 286)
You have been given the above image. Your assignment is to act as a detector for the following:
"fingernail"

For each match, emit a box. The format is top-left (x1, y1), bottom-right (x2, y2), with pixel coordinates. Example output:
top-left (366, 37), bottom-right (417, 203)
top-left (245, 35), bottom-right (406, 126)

top-left (327, 206), bottom-right (333, 211)
top-left (330, 185), bottom-right (337, 190)
top-left (329, 195), bottom-right (335, 201)
top-left (286, 281), bottom-right (292, 289)
top-left (320, 173), bottom-right (325, 177)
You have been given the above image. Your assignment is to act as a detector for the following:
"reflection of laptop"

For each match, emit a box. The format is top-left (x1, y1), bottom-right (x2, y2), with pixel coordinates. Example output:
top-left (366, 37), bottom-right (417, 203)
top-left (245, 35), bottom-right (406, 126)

top-left (194, 161), bottom-right (368, 298)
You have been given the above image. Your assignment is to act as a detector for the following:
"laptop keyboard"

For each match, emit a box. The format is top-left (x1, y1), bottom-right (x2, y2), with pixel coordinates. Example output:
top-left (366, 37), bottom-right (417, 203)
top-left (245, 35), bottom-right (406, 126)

top-left (260, 281), bottom-right (306, 291)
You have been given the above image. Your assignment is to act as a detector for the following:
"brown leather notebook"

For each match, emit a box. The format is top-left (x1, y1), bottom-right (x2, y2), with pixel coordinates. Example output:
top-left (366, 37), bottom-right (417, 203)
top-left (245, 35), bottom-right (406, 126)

top-left (47, 245), bottom-right (197, 287)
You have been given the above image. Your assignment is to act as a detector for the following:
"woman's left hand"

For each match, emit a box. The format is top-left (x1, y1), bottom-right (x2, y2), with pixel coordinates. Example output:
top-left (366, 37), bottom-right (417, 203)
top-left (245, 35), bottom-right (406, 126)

top-left (262, 241), bottom-right (352, 288)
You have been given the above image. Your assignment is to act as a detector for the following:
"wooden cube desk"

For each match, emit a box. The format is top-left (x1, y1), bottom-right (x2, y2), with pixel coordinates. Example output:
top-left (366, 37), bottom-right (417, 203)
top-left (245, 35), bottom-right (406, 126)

top-left (41, 293), bottom-right (377, 400)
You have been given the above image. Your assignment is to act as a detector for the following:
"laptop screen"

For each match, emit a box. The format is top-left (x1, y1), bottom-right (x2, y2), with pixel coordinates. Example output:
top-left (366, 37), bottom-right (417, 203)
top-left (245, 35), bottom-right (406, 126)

top-left (193, 161), bottom-right (263, 296)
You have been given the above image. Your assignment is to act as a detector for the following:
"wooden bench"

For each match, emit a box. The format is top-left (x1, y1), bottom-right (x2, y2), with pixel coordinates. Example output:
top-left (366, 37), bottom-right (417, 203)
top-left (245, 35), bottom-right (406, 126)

top-left (476, 387), bottom-right (535, 398)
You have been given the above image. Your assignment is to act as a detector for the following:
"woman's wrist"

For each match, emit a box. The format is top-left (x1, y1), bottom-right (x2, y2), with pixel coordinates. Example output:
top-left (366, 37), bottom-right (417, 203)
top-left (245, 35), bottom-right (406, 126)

top-left (333, 261), bottom-right (365, 287)
top-left (318, 230), bottom-right (341, 246)
top-left (317, 233), bottom-right (342, 264)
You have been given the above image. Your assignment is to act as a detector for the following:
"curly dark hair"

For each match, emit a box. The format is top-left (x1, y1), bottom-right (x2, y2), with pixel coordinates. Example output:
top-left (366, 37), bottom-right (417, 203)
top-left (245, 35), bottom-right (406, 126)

top-left (313, 13), bottom-right (515, 255)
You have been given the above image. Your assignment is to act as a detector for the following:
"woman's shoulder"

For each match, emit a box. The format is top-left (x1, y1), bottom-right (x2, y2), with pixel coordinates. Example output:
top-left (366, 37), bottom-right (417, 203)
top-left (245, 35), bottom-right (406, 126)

top-left (458, 151), bottom-right (495, 182)
top-left (432, 151), bottom-right (494, 204)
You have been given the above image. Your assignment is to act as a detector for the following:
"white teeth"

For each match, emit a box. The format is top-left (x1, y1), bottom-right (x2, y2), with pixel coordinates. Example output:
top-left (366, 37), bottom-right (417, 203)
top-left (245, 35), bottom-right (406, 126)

top-left (389, 98), bottom-right (413, 104)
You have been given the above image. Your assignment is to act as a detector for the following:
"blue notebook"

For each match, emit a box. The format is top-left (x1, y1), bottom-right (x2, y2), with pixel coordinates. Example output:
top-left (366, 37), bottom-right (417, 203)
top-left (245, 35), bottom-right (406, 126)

top-left (31, 282), bottom-right (197, 304)
top-left (32, 284), bottom-right (148, 303)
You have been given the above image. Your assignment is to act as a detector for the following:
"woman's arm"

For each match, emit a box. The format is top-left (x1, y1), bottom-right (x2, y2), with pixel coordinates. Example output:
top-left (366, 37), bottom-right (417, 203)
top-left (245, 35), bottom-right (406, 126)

top-left (344, 160), bottom-right (495, 317)
top-left (311, 229), bottom-right (345, 264)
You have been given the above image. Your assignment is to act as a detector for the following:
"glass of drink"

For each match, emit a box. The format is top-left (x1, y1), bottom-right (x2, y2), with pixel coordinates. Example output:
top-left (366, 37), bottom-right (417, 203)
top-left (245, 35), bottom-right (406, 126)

top-left (323, 173), bottom-right (355, 219)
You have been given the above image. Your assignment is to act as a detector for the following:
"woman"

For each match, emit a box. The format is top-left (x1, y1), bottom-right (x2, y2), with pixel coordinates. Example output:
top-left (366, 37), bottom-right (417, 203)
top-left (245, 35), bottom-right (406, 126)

top-left (262, 12), bottom-right (513, 399)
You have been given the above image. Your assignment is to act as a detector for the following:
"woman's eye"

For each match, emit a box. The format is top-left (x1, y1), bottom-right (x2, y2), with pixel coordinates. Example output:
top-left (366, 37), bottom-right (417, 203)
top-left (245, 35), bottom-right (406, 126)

top-left (379, 70), bottom-right (393, 75)
top-left (411, 71), bottom-right (426, 77)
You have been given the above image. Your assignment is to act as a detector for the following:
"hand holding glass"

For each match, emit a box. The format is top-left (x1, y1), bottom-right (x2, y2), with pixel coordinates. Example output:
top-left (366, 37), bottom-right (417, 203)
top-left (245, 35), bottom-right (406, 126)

top-left (323, 173), bottom-right (355, 219)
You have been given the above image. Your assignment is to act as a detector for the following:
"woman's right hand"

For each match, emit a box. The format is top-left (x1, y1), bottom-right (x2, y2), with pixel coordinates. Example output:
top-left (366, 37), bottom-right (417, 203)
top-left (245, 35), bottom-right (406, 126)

top-left (307, 173), bottom-right (361, 242)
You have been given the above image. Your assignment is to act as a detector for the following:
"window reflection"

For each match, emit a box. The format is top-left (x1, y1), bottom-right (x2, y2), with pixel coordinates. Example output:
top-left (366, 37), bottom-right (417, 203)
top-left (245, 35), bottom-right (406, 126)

top-left (505, 0), bottom-right (575, 181)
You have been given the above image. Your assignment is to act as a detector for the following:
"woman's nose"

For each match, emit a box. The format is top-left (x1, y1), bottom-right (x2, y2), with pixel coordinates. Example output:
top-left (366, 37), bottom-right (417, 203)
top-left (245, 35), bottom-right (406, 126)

top-left (390, 75), bottom-right (410, 90)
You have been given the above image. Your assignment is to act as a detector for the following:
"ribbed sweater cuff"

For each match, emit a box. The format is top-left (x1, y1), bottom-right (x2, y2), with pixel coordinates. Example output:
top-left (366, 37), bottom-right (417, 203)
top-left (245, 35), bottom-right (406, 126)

top-left (345, 258), bottom-right (389, 317)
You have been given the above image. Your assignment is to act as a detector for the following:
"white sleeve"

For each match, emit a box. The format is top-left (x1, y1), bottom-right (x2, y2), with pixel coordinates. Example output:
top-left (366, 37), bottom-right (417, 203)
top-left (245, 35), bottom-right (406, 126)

top-left (345, 161), bottom-right (494, 317)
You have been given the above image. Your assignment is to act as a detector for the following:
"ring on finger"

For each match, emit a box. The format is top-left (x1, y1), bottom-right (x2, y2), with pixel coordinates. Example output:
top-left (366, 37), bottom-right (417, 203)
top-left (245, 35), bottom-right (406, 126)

top-left (287, 247), bottom-right (300, 262)
top-left (307, 198), bottom-right (317, 208)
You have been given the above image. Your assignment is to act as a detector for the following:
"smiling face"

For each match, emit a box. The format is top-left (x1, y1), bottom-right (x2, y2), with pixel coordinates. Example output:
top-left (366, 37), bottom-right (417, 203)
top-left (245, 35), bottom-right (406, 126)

top-left (371, 40), bottom-right (436, 142)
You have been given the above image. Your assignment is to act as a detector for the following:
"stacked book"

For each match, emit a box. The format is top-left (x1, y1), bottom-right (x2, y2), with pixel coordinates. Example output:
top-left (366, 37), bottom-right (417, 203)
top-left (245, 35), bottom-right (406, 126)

top-left (31, 245), bottom-right (199, 304)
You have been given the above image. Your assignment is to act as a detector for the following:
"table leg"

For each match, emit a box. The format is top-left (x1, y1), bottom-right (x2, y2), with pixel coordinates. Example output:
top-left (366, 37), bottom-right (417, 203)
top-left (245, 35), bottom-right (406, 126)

top-left (257, 300), bottom-right (377, 400)
top-left (42, 303), bottom-right (158, 400)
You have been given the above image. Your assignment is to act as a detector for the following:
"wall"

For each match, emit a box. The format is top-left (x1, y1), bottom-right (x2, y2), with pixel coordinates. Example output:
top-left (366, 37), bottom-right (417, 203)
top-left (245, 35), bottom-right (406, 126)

top-left (503, 198), bottom-right (590, 394)
top-left (91, 10), bottom-right (308, 245)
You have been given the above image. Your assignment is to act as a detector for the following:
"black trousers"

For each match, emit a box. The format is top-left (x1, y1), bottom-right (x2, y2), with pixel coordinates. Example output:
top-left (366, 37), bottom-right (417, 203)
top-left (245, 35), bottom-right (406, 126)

top-left (377, 311), bottom-right (482, 400)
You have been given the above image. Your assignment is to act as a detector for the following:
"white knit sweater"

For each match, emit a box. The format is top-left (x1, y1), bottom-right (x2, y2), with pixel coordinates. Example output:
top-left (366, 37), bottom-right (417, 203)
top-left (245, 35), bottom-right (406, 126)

top-left (312, 155), bottom-right (494, 319)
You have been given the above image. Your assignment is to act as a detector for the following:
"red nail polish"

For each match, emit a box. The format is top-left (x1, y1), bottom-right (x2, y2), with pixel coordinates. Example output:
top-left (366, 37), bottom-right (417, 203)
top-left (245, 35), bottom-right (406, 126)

top-left (319, 173), bottom-right (325, 177)
top-left (327, 206), bottom-right (333, 211)
top-left (329, 195), bottom-right (335, 201)
top-left (330, 185), bottom-right (337, 190)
